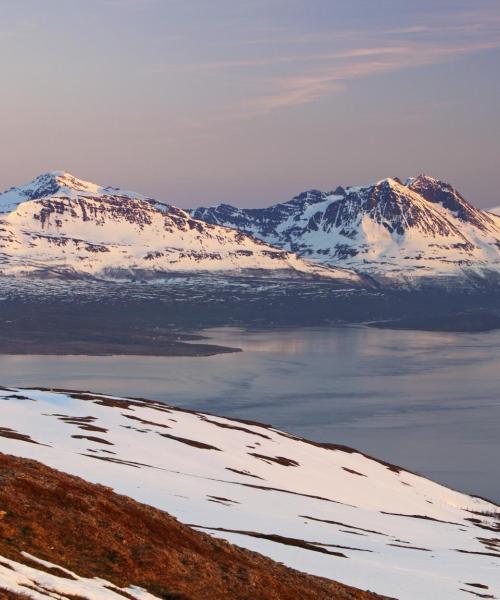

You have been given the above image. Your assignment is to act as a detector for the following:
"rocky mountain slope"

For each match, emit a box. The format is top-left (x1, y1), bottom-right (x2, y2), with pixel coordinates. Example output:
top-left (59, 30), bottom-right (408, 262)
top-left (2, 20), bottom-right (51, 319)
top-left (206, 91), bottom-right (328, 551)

top-left (192, 176), bottom-right (500, 286)
top-left (0, 453), bottom-right (386, 600)
top-left (0, 172), bottom-right (360, 283)
top-left (0, 387), bottom-right (498, 600)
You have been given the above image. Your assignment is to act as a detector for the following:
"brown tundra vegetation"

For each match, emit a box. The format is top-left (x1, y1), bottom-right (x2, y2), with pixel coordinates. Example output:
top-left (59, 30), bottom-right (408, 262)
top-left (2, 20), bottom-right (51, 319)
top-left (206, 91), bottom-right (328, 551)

top-left (0, 453), bottom-right (391, 600)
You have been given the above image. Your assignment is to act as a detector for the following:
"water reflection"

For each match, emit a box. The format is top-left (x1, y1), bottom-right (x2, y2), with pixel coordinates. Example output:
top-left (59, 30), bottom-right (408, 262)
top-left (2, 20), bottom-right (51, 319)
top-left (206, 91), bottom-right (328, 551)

top-left (0, 326), bottom-right (499, 501)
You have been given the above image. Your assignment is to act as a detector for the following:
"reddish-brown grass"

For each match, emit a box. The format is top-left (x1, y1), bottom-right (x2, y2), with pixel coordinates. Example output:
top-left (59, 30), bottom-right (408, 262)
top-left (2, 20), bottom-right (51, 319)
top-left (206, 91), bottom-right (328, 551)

top-left (0, 453), bottom-right (391, 600)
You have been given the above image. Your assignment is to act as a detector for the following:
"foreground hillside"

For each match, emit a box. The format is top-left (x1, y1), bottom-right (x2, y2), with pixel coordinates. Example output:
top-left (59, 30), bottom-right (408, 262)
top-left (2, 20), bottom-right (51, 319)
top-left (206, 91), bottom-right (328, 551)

top-left (0, 172), bottom-right (360, 283)
top-left (0, 453), bottom-right (386, 600)
top-left (0, 387), bottom-right (498, 599)
top-left (193, 175), bottom-right (500, 286)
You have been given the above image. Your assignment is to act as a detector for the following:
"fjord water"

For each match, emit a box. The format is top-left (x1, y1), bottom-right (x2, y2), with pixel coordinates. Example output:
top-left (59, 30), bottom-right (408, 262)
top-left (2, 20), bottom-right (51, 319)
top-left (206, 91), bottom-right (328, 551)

top-left (0, 326), bottom-right (499, 502)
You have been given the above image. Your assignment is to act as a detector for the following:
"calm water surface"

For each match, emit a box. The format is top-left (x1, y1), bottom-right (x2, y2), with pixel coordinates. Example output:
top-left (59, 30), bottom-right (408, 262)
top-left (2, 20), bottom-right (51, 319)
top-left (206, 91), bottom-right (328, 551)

top-left (0, 326), bottom-right (499, 502)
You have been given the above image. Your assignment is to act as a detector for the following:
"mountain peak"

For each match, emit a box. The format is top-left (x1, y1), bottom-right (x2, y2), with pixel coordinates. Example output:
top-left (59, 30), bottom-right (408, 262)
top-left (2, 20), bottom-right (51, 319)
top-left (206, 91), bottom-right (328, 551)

top-left (285, 189), bottom-right (328, 207)
top-left (28, 171), bottom-right (103, 195)
top-left (406, 173), bottom-right (439, 186)
top-left (47, 170), bottom-right (73, 178)
top-left (374, 177), bottom-right (404, 190)
top-left (0, 172), bottom-right (104, 212)
top-left (191, 174), bottom-right (500, 283)
top-left (0, 172), bottom-right (360, 282)
top-left (406, 174), bottom-right (497, 230)
top-left (0, 171), bottom-right (154, 214)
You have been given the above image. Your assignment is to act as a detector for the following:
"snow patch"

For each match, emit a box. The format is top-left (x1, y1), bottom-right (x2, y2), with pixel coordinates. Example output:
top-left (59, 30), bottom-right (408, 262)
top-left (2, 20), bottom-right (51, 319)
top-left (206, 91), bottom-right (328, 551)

top-left (0, 387), bottom-right (498, 600)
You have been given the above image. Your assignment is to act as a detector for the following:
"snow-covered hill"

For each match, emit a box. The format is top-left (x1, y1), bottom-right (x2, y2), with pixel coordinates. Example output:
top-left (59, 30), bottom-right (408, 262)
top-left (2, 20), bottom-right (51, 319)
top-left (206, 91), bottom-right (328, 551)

top-left (192, 176), bottom-right (500, 286)
top-left (0, 172), bottom-right (360, 283)
top-left (1, 452), bottom-right (381, 600)
top-left (0, 387), bottom-right (498, 600)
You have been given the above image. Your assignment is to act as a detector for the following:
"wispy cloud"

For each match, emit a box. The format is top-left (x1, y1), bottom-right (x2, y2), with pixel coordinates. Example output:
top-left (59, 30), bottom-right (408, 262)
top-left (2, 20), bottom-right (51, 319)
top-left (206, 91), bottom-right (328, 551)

top-left (155, 46), bottom-right (410, 73)
top-left (137, 2), bottom-right (500, 123)
top-left (247, 40), bottom-right (500, 114)
top-left (148, 2), bottom-right (500, 118)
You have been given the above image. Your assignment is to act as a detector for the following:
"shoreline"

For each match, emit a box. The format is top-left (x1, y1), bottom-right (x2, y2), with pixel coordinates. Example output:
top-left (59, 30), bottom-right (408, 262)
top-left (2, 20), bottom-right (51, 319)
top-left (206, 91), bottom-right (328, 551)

top-left (0, 338), bottom-right (241, 357)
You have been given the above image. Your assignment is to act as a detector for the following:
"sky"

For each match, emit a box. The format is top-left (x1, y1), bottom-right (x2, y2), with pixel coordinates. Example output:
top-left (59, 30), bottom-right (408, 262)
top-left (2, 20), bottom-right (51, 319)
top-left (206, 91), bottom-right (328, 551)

top-left (0, 0), bottom-right (499, 208)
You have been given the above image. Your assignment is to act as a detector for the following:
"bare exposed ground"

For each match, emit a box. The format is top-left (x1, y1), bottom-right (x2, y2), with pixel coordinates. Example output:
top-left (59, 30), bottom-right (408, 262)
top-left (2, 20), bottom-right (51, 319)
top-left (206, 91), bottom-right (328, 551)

top-left (0, 453), bottom-right (391, 600)
top-left (0, 591), bottom-right (33, 599)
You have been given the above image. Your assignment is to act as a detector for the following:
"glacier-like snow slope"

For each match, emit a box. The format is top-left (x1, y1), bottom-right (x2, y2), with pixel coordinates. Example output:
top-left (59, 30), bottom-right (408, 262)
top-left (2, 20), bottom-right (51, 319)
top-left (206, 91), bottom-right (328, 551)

top-left (0, 388), bottom-right (498, 600)
top-left (0, 172), bottom-right (360, 283)
top-left (192, 176), bottom-right (500, 284)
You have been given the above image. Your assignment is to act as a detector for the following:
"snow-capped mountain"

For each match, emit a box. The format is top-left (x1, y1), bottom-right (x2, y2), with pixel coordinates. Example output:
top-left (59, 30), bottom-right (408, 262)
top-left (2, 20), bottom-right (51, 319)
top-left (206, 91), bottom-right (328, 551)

top-left (1, 387), bottom-right (498, 600)
top-left (489, 206), bottom-right (500, 216)
top-left (0, 172), bottom-right (360, 283)
top-left (192, 176), bottom-right (500, 286)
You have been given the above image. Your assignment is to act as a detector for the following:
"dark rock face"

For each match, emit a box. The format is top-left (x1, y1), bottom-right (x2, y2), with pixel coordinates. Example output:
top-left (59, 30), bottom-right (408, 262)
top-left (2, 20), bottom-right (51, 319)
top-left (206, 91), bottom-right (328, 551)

top-left (193, 189), bottom-right (333, 241)
top-left (325, 180), bottom-right (466, 240)
top-left (23, 173), bottom-right (62, 200)
top-left (407, 175), bottom-right (497, 232)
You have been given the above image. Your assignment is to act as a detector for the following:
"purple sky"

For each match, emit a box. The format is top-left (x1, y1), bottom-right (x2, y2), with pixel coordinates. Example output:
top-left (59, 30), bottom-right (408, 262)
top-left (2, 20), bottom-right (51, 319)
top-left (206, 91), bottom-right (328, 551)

top-left (0, 0), bottom-right (499, 208)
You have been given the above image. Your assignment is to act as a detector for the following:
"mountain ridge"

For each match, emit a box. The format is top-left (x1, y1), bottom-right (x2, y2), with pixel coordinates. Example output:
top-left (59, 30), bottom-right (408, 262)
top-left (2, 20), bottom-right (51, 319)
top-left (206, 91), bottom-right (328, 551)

top-left (0, 172), bottom-right (361, 283)
top-left (192, 175), bottom-right (500, 286)
top-left (3, 171), bottom-right (499, 288)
